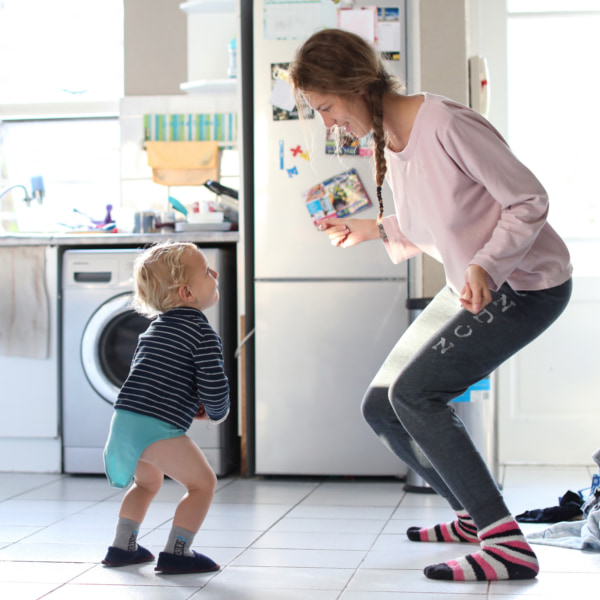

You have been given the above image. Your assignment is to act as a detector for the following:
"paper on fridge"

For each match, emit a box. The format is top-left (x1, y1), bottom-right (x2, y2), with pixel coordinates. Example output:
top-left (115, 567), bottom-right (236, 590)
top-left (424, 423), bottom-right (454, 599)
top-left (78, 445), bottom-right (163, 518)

top-left (269, 77), bottom-right (297, 112)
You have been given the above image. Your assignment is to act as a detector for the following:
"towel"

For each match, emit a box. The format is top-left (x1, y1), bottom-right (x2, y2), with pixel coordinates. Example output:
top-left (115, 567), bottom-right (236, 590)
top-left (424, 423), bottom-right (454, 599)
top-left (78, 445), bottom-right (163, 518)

top-left (0, 246), bottom-right (49, 359)
top-left (146, 141), bottom-right (219, 186)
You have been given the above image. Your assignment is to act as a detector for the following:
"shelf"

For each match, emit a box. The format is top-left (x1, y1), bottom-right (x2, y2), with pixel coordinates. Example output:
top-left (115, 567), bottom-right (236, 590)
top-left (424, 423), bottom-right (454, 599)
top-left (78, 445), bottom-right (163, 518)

top-left (180, 79), bottom-right (237, 94)
top-left (180, 0), bottom-right (236, 15)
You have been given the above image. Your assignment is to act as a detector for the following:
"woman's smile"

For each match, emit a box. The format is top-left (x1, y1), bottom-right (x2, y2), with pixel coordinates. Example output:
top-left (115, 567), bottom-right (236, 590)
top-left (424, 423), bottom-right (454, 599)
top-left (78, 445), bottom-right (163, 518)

top-left (303, 91), bottom-right (371, 138)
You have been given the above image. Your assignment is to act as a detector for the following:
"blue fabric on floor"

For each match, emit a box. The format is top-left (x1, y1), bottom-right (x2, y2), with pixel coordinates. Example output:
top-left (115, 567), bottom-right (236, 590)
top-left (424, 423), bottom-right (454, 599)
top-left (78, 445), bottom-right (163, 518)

top-left (527, 506), bottom-right (600, 551)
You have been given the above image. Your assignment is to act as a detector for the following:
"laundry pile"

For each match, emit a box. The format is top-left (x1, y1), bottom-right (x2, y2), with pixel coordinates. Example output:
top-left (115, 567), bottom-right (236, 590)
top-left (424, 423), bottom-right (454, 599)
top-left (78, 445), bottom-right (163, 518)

top-left (519, 449), bottom-right (600, 551)
top-left (516, 489), bottom-right (584, 524)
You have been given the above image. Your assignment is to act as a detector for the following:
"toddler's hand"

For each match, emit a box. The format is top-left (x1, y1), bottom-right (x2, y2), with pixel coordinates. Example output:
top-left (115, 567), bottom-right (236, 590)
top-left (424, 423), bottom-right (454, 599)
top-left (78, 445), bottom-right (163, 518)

top-left (194, 403), bottom-right (209, 420)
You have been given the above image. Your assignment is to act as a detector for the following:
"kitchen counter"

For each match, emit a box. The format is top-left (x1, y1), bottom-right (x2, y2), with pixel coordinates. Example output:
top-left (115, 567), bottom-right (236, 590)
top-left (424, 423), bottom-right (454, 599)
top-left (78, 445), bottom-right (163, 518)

top-left (0, 230), bottom-right (239, 247)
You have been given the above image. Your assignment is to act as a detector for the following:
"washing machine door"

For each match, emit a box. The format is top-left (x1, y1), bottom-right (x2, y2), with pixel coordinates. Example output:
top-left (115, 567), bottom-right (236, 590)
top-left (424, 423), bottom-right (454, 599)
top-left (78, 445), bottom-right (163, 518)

top-left (81, 293), bottom-right (150, 404)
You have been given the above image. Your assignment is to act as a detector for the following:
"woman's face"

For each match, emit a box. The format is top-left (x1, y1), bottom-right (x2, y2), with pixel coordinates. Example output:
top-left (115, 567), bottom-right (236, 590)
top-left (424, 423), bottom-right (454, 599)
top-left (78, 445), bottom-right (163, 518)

top-left (302, 91), bottom-right (372, 138)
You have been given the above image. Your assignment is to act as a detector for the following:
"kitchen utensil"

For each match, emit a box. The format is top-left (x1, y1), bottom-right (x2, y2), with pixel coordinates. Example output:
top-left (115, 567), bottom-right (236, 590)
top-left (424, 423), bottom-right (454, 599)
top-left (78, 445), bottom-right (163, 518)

top-left (204, 180), bottom-right (238, 200)
top-left (203, 180), bottom-right (239, 222)
top-left (168, 196), bottom-right (188, 217)
top-left (73, 208), bottom-right (104, 226)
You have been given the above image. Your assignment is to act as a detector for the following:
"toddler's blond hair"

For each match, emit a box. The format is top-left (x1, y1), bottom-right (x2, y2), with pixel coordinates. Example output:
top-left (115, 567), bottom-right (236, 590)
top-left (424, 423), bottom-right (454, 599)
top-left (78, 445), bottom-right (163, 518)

top-left (132, 241), bottom-right (198, 317)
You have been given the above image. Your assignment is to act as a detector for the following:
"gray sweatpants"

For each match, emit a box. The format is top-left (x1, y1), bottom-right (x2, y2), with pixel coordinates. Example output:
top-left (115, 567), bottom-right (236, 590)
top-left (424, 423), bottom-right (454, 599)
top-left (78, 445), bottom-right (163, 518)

top-left (362, 279), bottom-right (572, 530)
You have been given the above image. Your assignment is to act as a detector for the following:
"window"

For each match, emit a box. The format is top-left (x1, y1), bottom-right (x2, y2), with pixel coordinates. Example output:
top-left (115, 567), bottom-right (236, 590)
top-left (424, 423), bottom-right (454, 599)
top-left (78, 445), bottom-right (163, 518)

top-left (0, 0), bottom-right (123, 233)
top-left (506, 0), bottom-right (600, 240)
top-left (0, 0), bottom-right (123, 110)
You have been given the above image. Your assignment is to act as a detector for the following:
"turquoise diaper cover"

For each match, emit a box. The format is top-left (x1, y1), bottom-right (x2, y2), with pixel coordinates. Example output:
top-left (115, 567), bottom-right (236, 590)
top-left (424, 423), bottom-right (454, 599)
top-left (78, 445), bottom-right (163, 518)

top-left (103, 409), bottom-right (185, 489)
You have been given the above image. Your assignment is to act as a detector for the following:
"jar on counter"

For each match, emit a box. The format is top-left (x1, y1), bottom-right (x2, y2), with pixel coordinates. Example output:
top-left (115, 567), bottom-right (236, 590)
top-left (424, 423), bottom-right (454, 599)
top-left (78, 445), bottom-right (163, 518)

top-left (133, 211), bottom-right (156, 233)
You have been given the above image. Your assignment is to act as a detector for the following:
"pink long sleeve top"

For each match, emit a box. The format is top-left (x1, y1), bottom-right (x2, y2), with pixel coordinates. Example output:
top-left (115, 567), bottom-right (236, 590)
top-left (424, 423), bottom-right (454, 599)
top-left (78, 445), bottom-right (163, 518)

top-left (381, 93), bottom-right (572, 293)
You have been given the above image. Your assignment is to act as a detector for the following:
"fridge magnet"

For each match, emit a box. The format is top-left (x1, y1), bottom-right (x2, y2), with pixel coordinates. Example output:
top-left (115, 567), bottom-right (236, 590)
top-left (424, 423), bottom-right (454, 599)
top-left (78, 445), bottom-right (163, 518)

top-left (325, 130), bottom-right (374, 156)
top-left (377, 7), bottom-right (403, 61)
top-left (302, 168), bottom-right (371, 226)
top-left (287, 166), bottom-right (299, 178)
top-left (279, 140), bottom-right (285, 170)
top-left (291, 144), bottom-right (310, 161)
top-left (270, 63), bottom-right (314, 121)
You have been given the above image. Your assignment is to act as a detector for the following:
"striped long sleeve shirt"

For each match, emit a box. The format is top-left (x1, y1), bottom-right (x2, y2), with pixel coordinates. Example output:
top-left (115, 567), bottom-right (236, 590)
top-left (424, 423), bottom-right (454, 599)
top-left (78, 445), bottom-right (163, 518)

top-left (115, 307), bottom-right (230, 430)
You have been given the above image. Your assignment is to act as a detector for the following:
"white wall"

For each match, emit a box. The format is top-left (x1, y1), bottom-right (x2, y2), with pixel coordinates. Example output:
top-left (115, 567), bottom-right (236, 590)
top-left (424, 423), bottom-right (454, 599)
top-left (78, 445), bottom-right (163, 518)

top-left (124, 0), bottom-right (187, 96)
top-left (413, 0), bottom-right (470, 296)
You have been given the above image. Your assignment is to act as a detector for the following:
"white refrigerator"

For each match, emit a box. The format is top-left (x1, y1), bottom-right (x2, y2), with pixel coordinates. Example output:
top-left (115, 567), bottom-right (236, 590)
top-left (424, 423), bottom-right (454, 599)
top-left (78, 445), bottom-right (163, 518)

top-left (252, 0), bottom-right (410, 475)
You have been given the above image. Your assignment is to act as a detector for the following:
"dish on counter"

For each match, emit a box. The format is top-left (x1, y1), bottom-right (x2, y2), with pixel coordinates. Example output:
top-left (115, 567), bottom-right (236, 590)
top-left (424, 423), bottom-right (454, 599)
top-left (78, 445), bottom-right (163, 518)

top-left (175, 222), bottom-right (234, 232)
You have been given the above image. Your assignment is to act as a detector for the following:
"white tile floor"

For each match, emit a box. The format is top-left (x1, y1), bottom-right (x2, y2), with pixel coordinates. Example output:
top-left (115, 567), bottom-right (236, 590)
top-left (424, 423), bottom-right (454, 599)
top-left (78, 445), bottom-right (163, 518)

top-left (1, 465), bottom-right (599, 599)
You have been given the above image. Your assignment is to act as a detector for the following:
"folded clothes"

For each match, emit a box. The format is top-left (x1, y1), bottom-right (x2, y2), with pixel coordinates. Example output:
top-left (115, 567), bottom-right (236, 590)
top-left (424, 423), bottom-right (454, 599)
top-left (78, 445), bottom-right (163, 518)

top-left (516, 490), bottom-right (584, 523)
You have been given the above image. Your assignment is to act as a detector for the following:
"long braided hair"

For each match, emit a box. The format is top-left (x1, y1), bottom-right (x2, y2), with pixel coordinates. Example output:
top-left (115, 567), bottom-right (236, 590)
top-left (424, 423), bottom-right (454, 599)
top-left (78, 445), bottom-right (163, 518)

top-left (289, 29), bottom-right (402, 223)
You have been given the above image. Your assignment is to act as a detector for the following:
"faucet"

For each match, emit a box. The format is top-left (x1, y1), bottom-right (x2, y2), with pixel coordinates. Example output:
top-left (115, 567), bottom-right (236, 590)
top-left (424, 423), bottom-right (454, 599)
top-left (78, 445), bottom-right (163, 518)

top-left (0, 184), bottom-right (32, 206)
top-left (0, 176), bottom-right (45, 206)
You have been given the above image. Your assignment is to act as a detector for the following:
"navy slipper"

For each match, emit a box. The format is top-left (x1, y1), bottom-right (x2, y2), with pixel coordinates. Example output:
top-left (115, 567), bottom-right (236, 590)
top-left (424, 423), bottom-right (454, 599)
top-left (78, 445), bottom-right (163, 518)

top-left (102, 545), bottom-right (155, 567)
top-left (155, 550), bottom-right (220, 574)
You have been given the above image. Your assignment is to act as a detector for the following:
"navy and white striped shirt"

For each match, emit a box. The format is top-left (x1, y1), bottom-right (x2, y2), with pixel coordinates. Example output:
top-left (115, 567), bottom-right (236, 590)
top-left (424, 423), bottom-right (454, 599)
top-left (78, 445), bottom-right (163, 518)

top-left (115, 307), bottom-right (230, 430)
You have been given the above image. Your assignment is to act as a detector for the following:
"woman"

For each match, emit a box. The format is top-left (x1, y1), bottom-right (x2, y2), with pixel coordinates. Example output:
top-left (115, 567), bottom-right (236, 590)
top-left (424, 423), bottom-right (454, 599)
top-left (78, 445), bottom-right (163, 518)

top-left (289, 29), bottom-right (572, 582)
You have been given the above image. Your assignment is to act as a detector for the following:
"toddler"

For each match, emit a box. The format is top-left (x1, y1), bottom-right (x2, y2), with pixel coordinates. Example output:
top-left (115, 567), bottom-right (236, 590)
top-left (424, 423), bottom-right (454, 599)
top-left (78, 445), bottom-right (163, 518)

top-left (102, 241), bottom-right (230, 574)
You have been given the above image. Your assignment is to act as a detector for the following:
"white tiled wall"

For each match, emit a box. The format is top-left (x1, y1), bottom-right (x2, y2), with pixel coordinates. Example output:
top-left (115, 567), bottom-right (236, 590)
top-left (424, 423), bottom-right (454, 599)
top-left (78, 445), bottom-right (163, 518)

top-left (119, 95), bottom-right (240, 232)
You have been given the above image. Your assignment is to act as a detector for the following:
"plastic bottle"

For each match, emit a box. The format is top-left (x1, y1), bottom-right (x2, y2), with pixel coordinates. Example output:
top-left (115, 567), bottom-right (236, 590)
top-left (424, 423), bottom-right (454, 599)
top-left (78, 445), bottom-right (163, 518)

top-left (227, 37), bottom-right (237, 78)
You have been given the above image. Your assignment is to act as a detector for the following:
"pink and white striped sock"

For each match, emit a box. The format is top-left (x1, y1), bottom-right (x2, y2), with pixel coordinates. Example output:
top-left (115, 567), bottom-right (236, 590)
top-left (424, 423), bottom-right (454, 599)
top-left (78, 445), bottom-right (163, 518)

top-left (424, 515), bottom-right (539, 581)
top-left (406, 511), bottom-right (479, 543)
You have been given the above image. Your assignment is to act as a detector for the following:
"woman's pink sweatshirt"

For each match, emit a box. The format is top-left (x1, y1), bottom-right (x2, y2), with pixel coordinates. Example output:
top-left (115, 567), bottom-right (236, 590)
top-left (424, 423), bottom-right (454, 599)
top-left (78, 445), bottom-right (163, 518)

top-left (381, 93), bottom-right (572, 293)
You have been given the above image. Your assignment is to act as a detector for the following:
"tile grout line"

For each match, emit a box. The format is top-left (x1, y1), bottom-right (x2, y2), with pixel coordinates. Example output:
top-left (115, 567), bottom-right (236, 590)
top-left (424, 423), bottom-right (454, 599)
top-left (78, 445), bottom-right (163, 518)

top-left (334, 487), bottom-right (409, 599)
top-left (214, 477), bottom-right (327, 573)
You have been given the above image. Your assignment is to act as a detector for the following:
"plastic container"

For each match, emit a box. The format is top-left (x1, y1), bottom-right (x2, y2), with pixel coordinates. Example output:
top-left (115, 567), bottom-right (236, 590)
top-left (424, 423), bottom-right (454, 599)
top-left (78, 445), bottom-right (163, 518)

top-left (227, 37), bottom-right (237, 78)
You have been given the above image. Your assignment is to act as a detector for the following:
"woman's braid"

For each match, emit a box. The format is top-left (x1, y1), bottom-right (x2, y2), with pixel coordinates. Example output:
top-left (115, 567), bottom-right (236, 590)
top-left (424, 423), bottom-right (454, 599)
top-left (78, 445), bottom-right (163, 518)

top-left (367, 77), bottom-right (388, 224)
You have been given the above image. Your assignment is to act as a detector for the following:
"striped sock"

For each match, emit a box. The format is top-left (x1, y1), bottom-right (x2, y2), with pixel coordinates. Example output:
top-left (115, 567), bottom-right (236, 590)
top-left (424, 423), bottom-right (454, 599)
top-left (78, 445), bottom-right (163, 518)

top-left (424, 515), bottom-right (539, 581)
top-left (407, 511), bottom-right (479, 543)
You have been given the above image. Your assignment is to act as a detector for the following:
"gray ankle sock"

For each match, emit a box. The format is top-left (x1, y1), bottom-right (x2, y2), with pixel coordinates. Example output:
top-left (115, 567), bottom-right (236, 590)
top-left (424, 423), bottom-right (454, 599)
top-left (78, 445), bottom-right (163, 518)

top-left (112, 517), bottom-right (140, 551)
top-left (165, 525), bottom-right (196, 557)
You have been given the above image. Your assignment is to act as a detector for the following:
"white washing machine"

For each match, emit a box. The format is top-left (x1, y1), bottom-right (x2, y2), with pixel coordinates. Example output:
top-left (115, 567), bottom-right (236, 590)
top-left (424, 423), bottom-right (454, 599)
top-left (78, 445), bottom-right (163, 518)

top-left (61, 247), bottom-right (237, 476)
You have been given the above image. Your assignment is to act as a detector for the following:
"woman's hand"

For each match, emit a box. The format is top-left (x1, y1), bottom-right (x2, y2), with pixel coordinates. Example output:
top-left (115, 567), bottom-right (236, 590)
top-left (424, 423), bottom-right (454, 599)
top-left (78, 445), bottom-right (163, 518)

top-left (317, 218), bottom-right (379, 247)
top-left (460, 264), bottom-right (492, 314)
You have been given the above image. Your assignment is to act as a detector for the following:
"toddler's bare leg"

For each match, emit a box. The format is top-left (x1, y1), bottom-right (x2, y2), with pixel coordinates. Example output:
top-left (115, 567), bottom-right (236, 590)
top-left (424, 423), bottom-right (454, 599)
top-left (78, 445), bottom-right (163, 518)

top-left (119, 460), bottom-right (164, 523)
top-left (140, 435), bottom-right (217, 533)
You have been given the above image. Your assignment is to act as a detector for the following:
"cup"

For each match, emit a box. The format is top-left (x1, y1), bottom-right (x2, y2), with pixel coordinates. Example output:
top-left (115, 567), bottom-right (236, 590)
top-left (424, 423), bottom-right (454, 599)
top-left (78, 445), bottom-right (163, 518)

top-left (133, 211), bottom-right (156, 233)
